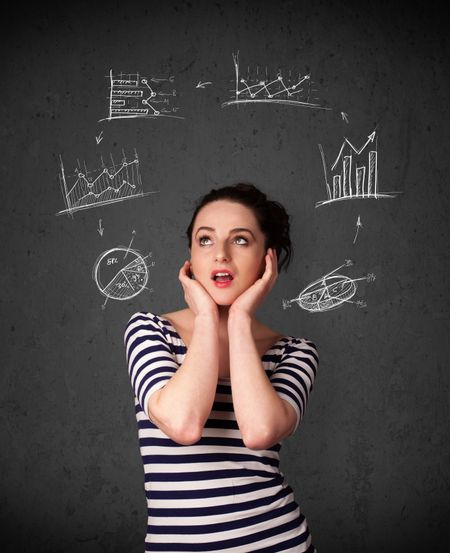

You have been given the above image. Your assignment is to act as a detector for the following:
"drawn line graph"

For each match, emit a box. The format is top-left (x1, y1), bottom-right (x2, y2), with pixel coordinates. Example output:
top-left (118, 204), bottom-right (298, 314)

top-left (282, 260), bottom-right (375, 313)
top-left (222, 51), bottom-right (331, 110)
top-left (99, 70), bottom-right (183, 122)
top-left (316, 129), bottom-right (401, 207)
top-left (56, 149), bottom-right (158, 217)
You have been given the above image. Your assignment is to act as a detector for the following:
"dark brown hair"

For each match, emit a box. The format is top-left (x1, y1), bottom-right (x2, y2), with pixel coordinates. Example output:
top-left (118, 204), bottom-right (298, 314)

top-left (185, 183), bottom-right (293, 272)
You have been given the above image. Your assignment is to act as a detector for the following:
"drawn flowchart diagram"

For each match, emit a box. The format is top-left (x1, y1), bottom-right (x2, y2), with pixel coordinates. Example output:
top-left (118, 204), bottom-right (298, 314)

top-left (316, 130), bottom-right (401, 207)
top-left (282, 260), bottom-right (375, 313)
top-left (222, 51), bottom-right (331, 110)
top-left (56, 149), bottom-right (158, 217)
top-left (99, 70), bottom-right (183, 121)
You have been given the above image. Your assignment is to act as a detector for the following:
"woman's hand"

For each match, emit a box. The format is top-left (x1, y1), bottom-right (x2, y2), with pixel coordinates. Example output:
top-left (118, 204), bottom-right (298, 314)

top-left (229, 248), bottom-right (278, 318)
top-left (178, 261), bottom-right (218, 318)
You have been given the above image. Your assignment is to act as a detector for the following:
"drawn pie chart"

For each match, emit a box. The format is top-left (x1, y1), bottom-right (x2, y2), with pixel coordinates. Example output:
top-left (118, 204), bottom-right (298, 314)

top-left (299, 275), bottom-right (356, 312)
top-left (93, 247), bottom-right (149, 300)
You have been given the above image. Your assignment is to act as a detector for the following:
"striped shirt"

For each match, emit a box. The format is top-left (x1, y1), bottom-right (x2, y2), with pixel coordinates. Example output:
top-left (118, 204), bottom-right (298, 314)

top-left (124, 312), bottom-right (319, 552)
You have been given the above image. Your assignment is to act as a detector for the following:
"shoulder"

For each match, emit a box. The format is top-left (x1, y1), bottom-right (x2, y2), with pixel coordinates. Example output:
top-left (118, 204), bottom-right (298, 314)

top-left (124, 311), bottom-right (173, 343)
top-left (126, 311), bottom-right (165, 328)
top-left (281, 337), bottom-right (319, 369)
top-left (160, 308), bottom-right (192, 323)
top-left (160, 309), bottom-right (193, 334)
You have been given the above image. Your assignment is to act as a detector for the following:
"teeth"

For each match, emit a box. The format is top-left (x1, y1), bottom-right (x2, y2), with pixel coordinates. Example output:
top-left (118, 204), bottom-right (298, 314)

top-left (215, 272), bottom-right (230, 276)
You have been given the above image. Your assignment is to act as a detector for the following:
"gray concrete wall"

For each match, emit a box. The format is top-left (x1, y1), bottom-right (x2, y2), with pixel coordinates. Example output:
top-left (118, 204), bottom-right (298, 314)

top-left (1, 1), bottom-right (448, 551)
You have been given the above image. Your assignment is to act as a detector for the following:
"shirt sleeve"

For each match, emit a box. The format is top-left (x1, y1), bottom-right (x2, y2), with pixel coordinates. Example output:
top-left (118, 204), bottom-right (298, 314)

top-left (124, 312), bottom-right (179, 420)
top-left (269, 338), bottom-right (319, 434)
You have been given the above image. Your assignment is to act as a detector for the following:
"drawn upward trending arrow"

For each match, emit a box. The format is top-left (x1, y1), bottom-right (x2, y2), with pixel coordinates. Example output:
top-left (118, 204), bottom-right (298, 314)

top-left (331, 131), bottom-right (376, 171)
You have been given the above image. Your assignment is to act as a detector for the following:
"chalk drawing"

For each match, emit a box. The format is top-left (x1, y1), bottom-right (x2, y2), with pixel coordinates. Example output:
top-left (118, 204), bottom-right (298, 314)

top-left (282, 260), bottom-right (375, 312)
top-left (56, 149), bottom-right (158, 217)
top-left (317, 130), bottom-right (401, 207)
top-left (222, 51), bottom-right (331, 110)
top-left (353, 215), bottom-right (362, 244)
top-left (100, 70), bottom-right (183, 121)
top-left (196, 80), bottom-right (212, 89)
top-left (93, 245), bottom-right (155, 309)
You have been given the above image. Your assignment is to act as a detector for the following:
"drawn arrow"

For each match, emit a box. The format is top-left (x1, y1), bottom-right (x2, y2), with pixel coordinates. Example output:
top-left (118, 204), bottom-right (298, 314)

top-left (196, 81), bottom-right (212, 89)
top-left (124, 229), bottom-right (136, 259)
top-left (331, 131), bottom-right (377, 171)
top-left (353, 215), bottom-right (363, 244)
top-left (341, 111), bottom-right (349, 123)
top-left (97, 219), bottom-right (104, 237)
top-left (95, 131), bottom-right (104, 145)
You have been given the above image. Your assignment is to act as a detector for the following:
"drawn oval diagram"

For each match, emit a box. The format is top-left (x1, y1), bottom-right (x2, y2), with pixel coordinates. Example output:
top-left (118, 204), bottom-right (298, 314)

top-left (93, 247), bottom-right (149, 300)
top-left (298, 275), bottom-right (357, 312)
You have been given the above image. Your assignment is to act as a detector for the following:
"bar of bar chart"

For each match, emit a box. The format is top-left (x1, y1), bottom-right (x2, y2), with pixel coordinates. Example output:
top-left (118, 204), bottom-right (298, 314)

top-left (316, 130), bottom-right (400, 207)
top-left (98, 70), bottom-right (184, 122)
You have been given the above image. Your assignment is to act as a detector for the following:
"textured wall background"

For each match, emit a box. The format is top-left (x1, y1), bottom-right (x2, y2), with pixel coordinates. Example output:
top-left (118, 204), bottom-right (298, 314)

top-left (1, 1), bottom-right (449, 551)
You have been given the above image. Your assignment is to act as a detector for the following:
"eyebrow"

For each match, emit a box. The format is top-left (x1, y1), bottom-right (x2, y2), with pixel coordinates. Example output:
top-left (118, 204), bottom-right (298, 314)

top-left (195, 226), bottom-right (256, 239)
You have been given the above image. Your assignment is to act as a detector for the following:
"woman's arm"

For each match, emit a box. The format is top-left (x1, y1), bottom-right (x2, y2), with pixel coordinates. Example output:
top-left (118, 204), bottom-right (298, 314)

top-left (227, 248), bottom-right (300, 449)
top-left (148, 311), bottom-right (219, 445)
top-left (148, 260), bottom-right (220, 445)
top-left (228, 310), bottom-right (297, 450)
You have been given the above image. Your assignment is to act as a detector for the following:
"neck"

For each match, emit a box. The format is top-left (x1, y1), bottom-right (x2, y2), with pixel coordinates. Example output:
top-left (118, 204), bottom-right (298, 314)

top-left (217, 304), bottom-right (231, 336)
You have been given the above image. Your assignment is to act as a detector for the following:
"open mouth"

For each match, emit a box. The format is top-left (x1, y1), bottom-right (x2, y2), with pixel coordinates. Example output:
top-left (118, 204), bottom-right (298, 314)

top-left (211, 270), bottom-right (234, 284)
top-left (212, 272), bottom-right (234, 283)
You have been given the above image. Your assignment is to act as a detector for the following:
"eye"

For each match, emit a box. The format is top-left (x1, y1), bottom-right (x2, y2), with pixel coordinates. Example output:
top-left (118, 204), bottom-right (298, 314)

top-left (234, 235), bottom-right (249, 245)
top-left (198, 235), bottom-right (212, 246)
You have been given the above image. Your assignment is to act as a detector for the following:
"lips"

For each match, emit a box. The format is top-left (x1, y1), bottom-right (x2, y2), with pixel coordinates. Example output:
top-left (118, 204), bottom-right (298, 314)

top-left (211, 269), bottom-right (234, 288)
top-left (211, 269), bottom-right (234, 281)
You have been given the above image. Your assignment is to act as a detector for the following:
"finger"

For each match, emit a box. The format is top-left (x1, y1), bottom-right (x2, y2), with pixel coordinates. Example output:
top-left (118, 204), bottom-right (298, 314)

top-left (266, 249), bottom-right (278, 287)
top-left (260, 251), bottom-right (273, 283)
top-left (178, 261), bottom-right (191, 281)
top-left (271, 248), bottom-right (279, 278)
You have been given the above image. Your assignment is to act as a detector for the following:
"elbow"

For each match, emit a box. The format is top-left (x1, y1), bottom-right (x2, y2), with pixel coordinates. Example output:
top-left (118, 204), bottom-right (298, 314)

top-left (170, 424), bottom-right (203, 446)
top-left (162, 416), bottom-right (203, 445)
top-left (242, 428), bottom-right (278, 451)
top-left (148, 394), bottom-right (203, 445)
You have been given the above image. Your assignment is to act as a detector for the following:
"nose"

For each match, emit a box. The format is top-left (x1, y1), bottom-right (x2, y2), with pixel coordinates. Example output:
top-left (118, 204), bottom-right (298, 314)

top-left (214, 242), bottom-right (230, 262)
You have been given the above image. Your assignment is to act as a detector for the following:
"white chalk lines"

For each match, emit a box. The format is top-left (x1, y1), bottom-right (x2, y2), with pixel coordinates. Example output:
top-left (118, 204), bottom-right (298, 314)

top-left (56, 150), bottom-right (158, 217)
top-left (92, 231), bottom-right (156, 309)
top-left (317, 130), bottom-right (401, 207)
top-left (100, 70), bottom-right (183, 122)
top-left (54, 58), bottom-right (402, 311)
top-left (222, 51), bottom-right (330, 110)
top-left (282, 260), bottom-right (375, 313)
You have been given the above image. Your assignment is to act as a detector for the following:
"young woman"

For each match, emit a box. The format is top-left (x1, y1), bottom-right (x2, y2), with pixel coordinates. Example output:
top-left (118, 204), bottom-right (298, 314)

top-left (125, 183), bottom-right (319, 552)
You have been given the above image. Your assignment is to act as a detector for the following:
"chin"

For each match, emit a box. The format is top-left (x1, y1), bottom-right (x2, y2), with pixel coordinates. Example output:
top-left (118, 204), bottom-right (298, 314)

top-left (210, 292), bottom-right (237, 306)
top-left (207, 287), bottom-right (240, 306)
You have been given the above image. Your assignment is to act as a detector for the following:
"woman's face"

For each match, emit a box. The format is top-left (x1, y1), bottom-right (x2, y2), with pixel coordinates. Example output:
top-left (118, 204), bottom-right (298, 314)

top-left (190, 200), bottom-right (267, 306)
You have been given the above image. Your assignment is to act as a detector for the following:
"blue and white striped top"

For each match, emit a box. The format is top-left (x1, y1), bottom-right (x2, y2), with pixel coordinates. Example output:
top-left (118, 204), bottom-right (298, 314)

top-left (124, 312), bottom-right (319, 552)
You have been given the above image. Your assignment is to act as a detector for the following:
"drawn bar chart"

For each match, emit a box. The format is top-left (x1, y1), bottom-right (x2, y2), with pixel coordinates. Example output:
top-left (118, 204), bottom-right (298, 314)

top-left (99, 70), bottom-right (183, 121)
top-left (222, 51), bottom-right (331, 110)
top-left (316, 130), bottom-right (401, 207)
top-left (56, 150), bottom-right (158, 217)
